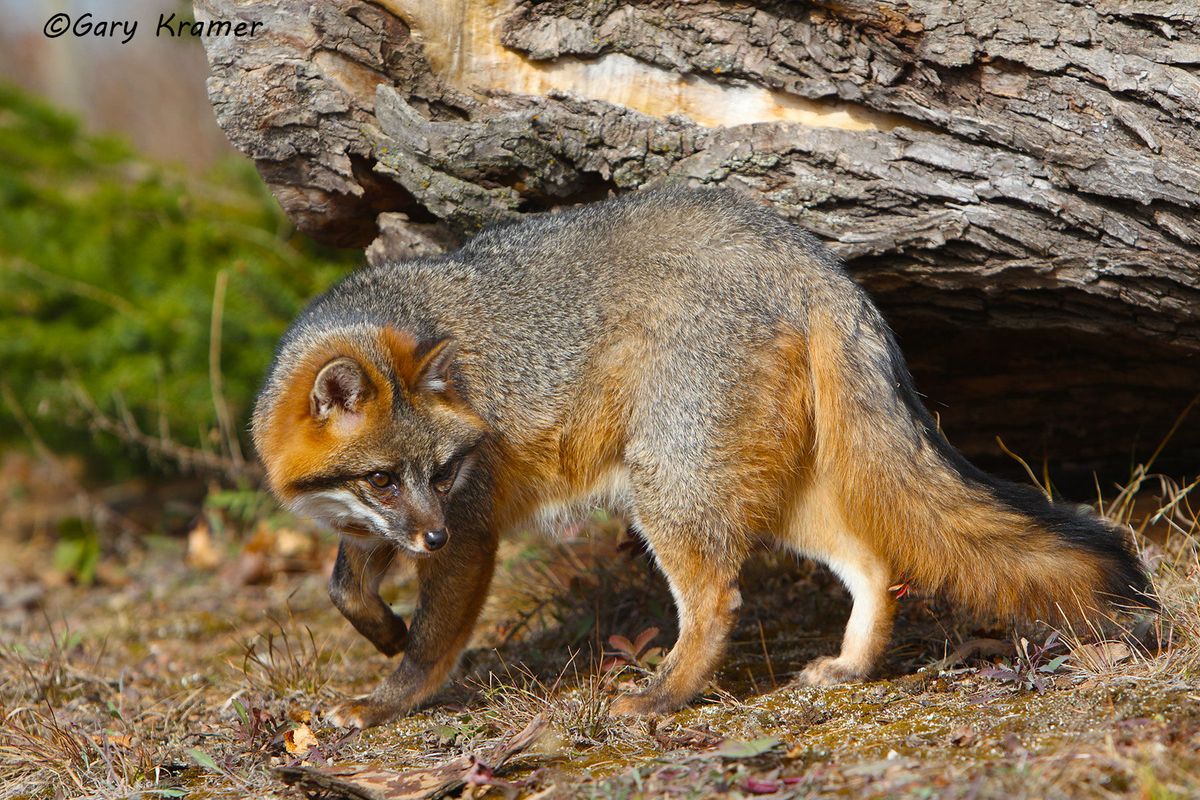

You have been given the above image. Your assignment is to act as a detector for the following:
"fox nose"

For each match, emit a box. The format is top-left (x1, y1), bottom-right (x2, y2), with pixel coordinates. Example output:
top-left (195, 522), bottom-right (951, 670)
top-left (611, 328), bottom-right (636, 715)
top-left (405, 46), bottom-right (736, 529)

top-left (423, 529), bottom-right (449, 551)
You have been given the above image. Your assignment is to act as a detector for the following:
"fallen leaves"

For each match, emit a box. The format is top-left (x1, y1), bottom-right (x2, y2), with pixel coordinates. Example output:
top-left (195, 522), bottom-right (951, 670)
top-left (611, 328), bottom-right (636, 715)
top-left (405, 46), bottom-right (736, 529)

top-left (276, 715), bottom-right (548, 800)
top-left (947, 725), bottom-right (977, 747)
top-left (602, 627), bottom-right (663, 672)
top-left (743, 775), bottom-right (804, 794)
top-left (715, 736), bottom-right (782, 759)
top-left (1072, 641), bottom-right (1133, 671)
top-left (186, 519), bottom-right (221, 571)
top-left (284, 723), bottom-right (319, 759)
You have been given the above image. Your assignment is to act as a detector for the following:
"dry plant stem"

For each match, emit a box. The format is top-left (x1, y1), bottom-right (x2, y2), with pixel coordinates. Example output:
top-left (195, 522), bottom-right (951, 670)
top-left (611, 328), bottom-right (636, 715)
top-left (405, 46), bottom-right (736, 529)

top-left (66, 378), bottom-right (261, 483)
top-left (996, 435), bottom-right (1051, 499)
top-left (209, 269), bottom-right (245, 468)
top-left (1108, 395), bottom-right (1198, 523)
top-left (2, 256), bottom-right (137, 316)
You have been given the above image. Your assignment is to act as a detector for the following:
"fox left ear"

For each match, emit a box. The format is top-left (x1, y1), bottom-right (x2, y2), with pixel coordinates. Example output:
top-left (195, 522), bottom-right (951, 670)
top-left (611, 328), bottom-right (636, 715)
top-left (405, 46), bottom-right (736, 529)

top-left (413, 338), bottom-right (456, 395)
top-left (310, 357), bottom-right (372, 419)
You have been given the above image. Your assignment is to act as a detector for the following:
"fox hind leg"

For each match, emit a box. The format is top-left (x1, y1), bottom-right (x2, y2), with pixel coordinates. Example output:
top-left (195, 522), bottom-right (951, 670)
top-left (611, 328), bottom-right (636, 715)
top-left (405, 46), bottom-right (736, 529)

top-left (799, 544), bottom-right (896, 685)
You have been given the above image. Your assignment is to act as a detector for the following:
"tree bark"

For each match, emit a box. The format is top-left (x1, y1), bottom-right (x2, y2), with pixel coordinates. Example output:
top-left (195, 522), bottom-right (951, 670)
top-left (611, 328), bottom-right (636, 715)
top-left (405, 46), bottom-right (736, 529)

top-left (195, 0), bottom-right (1200, 483)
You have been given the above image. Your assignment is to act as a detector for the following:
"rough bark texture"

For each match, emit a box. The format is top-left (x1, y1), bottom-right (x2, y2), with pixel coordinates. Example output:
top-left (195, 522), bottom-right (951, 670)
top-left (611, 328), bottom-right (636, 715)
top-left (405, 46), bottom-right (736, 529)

top-left (195, 0), bottom-right (1200, 483)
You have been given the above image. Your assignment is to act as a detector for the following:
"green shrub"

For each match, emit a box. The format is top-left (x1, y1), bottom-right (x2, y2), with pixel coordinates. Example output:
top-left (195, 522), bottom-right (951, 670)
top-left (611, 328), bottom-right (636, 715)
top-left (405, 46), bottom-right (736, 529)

top-left (0, 83), bottom-right (358, 480)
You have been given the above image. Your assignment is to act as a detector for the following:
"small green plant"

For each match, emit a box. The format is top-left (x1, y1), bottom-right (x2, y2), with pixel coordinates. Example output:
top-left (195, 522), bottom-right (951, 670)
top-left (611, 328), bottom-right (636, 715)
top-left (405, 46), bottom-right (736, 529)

top-left (203, 486), bottom-right (281, 537)
top-left (52, 517), bottom-right (101, 585)
top-left (979, 632), bottom-right (1069, 692)
top-left (228, 698), bottom-right (286, 757)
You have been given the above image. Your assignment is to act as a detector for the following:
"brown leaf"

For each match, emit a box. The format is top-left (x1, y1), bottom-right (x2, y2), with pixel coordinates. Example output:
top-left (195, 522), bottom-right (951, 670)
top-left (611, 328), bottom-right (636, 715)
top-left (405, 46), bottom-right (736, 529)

top-left (947, 726), bottom-right (976, 747)
top-left (608, 634), bottom-right (635, 656)
top-left (187, 519), bottom-right (221, 570)
top-left (230, 552), bottom-right (271, 585)
top-left (927, 638), bottom-right (1011, 671)
top-left (274, 526), bottom-right (313, 558)
top-left (285, 723), bottom-right (320, 756)
top-left (276, 715), bottom-right (547, 800)
top-left (632, 627), bottom-right (660, 655)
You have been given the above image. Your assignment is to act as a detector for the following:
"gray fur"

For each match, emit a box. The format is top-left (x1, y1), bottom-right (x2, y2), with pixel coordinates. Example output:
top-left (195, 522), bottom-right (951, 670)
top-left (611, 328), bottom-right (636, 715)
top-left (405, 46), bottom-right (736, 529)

top-left (256, 187), bottom-right (1130, 725)
top-left (257, 186), bottom-right (870, 540)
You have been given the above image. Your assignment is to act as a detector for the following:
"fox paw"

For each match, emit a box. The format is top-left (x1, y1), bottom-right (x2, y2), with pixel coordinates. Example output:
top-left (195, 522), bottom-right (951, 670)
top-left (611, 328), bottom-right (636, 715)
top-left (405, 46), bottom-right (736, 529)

top-left (797, 656), bottom-right (868, 687)
top-left (368, 626), bottom-right (408, 658)
top-left (611, 691), bottom-right (679, 717)
top-left (327, 697), bottom-right (398, 729)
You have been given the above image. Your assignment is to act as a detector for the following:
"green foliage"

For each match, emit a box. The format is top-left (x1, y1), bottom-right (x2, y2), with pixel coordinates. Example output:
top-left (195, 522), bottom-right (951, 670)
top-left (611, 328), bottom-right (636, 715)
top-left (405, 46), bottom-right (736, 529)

top-left (204, 487), bottom-right (277, 526)
top-left (715, 737), bottom-right (781, 759)
top-left (0, 83), bottom-right (357, 478)
top-left (52, 517), bottom-right (101, 585)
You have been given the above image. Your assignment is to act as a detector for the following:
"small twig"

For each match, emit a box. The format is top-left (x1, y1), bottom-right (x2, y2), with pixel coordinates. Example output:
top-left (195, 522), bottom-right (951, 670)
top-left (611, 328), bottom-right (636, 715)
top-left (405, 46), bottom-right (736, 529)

top-left (1109, 395), bottom-right (1200, 523)
top-left (209, 270), bottom-right (245, 467)
top-left (1143, 394), bottom-right (1197, 476)
top-left (757, 619), bottom-right (777, 690)
top-left (1152, 476), bottom-right (1200, 531)
top-left (996, 436), bottom-right (1050, 499)
top-left (2, 256), bottom-right (136, 315)
top-left (66, 379), bottom-right (260, 483)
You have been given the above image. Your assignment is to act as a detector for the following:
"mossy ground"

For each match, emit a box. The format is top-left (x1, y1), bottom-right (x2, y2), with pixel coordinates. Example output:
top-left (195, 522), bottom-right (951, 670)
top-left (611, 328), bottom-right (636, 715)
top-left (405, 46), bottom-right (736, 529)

top-left (1, 459), bottom-right (1196, 799)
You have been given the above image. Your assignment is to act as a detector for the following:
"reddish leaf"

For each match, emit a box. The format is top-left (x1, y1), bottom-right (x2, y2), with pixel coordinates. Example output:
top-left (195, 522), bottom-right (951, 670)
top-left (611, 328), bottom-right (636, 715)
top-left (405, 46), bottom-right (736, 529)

top-left (608, 634), bottom-right (635, 657)
top-left (744, 777), bottom-right (781, 794)
top-left (632, 627), bottom-right (660, 656)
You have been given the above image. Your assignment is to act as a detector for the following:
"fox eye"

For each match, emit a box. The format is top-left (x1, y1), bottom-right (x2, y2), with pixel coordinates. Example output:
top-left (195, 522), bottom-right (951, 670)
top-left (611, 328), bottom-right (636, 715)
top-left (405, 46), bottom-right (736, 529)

top-left (431, 456), bottom-right (463, 495)
top-left (366, 471), bottom-right (393, 489)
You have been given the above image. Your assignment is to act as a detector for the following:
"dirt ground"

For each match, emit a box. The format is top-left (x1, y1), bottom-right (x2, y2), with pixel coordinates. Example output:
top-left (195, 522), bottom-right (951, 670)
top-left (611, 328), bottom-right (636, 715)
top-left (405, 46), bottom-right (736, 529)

top-left (1, 460), bottom-right (1197, 799)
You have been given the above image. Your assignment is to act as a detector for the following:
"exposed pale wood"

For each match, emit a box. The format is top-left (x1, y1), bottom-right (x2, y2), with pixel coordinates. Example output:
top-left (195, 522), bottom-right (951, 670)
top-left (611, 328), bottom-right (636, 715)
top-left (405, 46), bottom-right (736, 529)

top-left (194, 0), bottom-right (1200, 480)
top-left (375, 0), bottom-right (898, 129)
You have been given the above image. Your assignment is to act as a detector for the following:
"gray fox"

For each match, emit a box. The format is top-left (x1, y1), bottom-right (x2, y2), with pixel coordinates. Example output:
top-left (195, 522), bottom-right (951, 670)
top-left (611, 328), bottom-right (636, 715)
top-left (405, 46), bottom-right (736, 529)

top-left (252, 187), bottom-right (1151, 727)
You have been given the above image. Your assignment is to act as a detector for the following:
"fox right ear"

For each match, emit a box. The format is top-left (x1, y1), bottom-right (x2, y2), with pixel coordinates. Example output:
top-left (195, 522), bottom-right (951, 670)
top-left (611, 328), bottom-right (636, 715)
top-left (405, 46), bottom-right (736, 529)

top-left (310, 358), bottom-right (371, 419)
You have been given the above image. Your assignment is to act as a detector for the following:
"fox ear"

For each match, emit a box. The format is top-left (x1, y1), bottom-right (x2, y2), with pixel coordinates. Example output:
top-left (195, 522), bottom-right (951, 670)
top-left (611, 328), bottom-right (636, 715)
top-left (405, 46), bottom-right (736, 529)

top-left (413, 338), bottom-right (456, 395)
top-left (310, 358), bottom-right (371, 419)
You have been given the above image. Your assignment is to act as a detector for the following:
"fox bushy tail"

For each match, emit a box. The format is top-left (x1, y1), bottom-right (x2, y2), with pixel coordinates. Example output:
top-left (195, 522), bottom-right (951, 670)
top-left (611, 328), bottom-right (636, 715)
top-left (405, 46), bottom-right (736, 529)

top-left (807, 294), bottom-right (1153, 622)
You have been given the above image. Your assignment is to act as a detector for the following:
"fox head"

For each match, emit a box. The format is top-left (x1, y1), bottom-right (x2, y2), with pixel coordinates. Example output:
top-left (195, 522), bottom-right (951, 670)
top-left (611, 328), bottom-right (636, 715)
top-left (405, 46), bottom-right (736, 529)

top-left (252, 326), bottom-right (487, 556)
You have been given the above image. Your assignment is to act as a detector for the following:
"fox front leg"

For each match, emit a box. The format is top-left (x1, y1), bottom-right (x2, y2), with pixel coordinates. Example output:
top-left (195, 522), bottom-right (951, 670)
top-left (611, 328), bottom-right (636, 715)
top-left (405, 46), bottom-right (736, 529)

top-left (611, 535), bottom-right (744, 716)
top-left (329, 530), bottom-right (497, 728)
top-left (328, 538), bottom-right (408, 657)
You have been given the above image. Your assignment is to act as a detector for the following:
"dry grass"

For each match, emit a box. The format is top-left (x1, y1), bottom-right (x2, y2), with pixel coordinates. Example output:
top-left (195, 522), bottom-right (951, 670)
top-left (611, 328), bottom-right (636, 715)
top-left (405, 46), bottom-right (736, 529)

top-left (0, 457), bottom-right (1198, 799)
